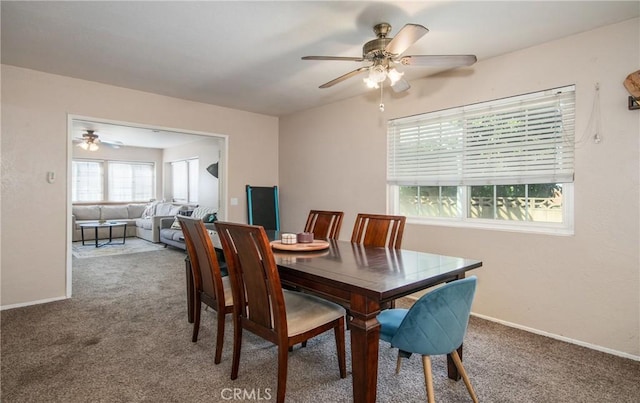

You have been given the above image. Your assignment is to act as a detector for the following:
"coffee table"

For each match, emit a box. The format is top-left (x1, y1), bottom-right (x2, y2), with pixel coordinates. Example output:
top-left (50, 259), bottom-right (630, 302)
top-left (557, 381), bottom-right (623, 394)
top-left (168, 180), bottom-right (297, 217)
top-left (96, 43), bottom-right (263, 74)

top-left (79, 222), bottom-right (127, 248)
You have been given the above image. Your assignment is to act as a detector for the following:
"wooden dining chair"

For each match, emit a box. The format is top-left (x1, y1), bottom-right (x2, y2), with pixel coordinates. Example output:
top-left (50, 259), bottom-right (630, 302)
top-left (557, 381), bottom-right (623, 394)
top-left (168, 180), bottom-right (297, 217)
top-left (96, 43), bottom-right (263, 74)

top-left (215, 221), bottom-right (347, 403)
top-left (350, 213), bottom-right (406, 249)
top-left (178, 216), bottom-right (233, 364)
top-left (377, 276), bottom-right (479, 403)
top-left (304, 210), bottom-right (344, 239)
top-left (351, 213), bottom-right (406, 310)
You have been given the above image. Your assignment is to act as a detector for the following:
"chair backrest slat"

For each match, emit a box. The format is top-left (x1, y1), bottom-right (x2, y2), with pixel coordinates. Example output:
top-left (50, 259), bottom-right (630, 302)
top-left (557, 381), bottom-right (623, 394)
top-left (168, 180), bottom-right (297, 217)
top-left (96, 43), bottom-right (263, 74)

top-left (351, 213), bottom-right (406, 249)
top-left (216, 222), bottom-right (287, 335)
top-left (304, 210), bottom-right (344, 239)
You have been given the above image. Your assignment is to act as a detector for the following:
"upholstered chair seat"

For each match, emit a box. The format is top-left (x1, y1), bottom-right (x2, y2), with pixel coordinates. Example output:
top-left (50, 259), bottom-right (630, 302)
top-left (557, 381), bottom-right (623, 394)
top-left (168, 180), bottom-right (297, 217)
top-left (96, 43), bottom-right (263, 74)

top-left (282, 290), bottom-right (345, 337)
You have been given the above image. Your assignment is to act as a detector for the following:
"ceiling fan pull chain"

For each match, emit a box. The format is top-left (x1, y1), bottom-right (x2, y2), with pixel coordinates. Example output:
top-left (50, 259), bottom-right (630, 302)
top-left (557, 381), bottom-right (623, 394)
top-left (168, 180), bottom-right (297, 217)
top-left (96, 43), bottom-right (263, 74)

top-left (379, 85), bottom-right (385, 112)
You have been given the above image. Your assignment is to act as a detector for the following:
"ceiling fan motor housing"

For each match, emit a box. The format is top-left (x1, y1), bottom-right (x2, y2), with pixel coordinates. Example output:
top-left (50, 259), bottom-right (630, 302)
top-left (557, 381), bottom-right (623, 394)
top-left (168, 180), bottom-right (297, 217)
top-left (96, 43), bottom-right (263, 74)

top-left (363, 38), bottom-right (392, 60)
top-left (363, 22), bottom-right (394, 60)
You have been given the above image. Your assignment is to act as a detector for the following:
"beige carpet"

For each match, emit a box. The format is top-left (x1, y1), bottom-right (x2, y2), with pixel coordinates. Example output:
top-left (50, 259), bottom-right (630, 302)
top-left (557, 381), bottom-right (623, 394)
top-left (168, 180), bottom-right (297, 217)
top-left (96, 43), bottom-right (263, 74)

top-left (2, 248), bottom-right (639, 402)
top-left (71, 237), bottom-right (166, 258)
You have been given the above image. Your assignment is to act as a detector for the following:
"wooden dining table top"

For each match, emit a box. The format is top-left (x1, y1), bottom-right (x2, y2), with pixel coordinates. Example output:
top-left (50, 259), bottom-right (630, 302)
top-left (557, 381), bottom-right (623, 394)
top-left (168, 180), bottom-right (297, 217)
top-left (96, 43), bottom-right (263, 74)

top-left (272, 238), bottom-right (482, 303)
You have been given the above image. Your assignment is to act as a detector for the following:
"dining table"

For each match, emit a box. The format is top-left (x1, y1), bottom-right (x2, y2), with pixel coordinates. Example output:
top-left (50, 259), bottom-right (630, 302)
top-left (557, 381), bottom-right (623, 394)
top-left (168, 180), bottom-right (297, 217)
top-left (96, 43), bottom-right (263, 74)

top-left (186, 230), bottom-right (482, 403)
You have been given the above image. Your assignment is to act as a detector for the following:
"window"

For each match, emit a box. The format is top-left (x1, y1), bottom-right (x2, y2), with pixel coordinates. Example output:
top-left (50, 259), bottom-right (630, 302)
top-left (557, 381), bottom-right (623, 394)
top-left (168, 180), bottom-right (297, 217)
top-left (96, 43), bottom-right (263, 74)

top-left (72, 159), bottom-right (154, 202)
top-left (387, 85), bottom-right (575, 234)
top-left (72, 160), bottom-right (103, 202)
top-left (171, 158), bottom-right (199, 203)
top-left (108, 162), bottom-right (154, 202)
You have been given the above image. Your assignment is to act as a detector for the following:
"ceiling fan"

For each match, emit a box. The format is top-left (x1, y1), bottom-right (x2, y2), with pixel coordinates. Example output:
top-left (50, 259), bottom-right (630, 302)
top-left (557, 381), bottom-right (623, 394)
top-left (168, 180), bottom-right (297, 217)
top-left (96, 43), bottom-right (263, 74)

top-left (302, 22), bottom-right (477, 94)
top-left (74, 130), bottom-right (123, 151)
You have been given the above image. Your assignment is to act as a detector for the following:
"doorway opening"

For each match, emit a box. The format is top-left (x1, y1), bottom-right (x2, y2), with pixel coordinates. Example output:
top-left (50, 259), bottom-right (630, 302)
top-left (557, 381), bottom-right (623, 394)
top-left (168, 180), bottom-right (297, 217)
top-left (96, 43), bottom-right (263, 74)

top-left (67, 115), bottom-right (228, 297)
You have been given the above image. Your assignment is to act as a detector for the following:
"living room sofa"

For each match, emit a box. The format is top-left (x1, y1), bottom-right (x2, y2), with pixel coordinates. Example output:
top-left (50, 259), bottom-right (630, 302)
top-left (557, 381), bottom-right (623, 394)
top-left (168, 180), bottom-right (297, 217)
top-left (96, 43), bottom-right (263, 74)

top-left (72, 201), bottom-right (190, 243)
top-left (135, 202), bottom-right (188, 243)
top-left (158, 206), bottom-right (218, 250)
top-left (72, 204), bottom-right (146, 242)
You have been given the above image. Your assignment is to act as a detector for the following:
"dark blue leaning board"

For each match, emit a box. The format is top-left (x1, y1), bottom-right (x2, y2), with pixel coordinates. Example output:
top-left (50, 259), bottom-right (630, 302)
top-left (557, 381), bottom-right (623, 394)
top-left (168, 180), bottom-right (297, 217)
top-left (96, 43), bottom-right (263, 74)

top-left (246, 185), bottom-right (280, 231)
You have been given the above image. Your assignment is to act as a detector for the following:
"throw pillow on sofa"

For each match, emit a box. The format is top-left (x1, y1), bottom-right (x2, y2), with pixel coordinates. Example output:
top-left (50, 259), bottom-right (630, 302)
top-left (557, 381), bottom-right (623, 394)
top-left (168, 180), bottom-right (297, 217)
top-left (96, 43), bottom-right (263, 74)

top-left (128, 204), bottom-right (147, 219)
top-left (141, 201), bottom-right (160, 218)
top-left (170, 206), bottom-right (217, 229)
top-left (73, 205), bottom-right (101, 221)
top-left (191, 206), bottom-right (218, 222)
top-left (101, 205), bottom-right (129, 221)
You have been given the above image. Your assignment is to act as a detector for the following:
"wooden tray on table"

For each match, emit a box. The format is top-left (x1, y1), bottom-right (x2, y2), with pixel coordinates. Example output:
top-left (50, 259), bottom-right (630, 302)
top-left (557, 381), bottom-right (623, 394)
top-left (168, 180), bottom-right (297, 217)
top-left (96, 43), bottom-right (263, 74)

top-left (270, 240), bottom-right (330, 252)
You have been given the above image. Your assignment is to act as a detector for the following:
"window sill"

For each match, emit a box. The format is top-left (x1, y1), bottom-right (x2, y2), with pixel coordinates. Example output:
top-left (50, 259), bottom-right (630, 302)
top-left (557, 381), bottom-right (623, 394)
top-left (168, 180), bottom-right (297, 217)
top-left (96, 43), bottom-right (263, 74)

top-left (406, 216), bottom-right (574, 236)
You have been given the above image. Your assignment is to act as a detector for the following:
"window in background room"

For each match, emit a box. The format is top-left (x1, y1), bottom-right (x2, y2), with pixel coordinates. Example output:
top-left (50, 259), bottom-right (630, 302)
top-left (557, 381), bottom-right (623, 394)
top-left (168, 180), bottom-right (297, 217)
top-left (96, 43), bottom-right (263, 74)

top-left (72, 160), bottom-right (104, 202)
top-left (72, 159), bottom-right (154, 203)
top-left (171, 158), bottom-right (199, 203)
top-left (387, 85), bottom-right (575, 234)
top-left (108, 161), bottom-right (154, 202)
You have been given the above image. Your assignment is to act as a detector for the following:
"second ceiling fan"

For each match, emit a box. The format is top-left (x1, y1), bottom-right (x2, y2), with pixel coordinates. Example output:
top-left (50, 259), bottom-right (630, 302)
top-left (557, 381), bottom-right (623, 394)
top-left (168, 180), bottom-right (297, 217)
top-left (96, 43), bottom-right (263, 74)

top-left (302, 22), bottom-right (476, 93)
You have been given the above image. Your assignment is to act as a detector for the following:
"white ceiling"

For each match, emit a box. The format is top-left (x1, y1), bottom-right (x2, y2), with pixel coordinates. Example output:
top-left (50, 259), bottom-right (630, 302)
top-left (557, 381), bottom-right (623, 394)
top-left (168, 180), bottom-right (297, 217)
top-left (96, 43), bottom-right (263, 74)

top-left (70, 119), bottom-right (212, 149)
top-left (2, 1), bottom-right (638, 122)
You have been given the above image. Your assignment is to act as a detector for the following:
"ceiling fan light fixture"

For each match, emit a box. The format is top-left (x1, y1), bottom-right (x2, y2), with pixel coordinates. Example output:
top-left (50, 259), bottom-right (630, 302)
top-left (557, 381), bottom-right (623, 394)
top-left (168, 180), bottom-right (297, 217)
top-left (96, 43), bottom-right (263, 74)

top-left (88, 142), bottom-right (99, 151)
top-left (387, 67), bottom-right (404, 85)
top-left (368, 64), bottom-right (387, 83)
top-left (79, 141), bottom-right (89, 150)
top-left (363, 77), bottom-right (379, 89)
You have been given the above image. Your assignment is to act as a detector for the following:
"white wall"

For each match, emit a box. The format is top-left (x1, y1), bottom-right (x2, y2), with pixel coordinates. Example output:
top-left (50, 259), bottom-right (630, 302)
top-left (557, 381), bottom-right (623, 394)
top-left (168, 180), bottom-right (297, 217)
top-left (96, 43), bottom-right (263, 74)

top-left (279, 19), bottom-right (640, 358)
top-left (162, 137), bottom-right (221, 209)
top-left (1, 65), bottom-right (278, 307)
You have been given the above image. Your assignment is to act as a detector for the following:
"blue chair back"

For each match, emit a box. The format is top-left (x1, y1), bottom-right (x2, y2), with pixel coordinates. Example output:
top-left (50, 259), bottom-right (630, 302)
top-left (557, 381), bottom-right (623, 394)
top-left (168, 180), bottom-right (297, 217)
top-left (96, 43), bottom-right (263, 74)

top-left (390, 276), bottom-right (477, 356)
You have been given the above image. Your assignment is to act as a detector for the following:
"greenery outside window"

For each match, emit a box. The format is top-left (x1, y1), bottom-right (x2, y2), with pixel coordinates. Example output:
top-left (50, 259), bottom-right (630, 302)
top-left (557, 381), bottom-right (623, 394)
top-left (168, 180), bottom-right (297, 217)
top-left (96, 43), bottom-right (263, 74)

top-left (387, 86), bottom-right (575, 234)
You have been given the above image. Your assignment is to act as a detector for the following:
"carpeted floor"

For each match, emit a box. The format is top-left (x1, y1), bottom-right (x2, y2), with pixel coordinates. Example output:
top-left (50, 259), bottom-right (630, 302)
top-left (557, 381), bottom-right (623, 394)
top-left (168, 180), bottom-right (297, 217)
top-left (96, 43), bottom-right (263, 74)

top-left (71, 237), bottom-right (166, 259)
top-left (1, 248), bottom-right (638, 402)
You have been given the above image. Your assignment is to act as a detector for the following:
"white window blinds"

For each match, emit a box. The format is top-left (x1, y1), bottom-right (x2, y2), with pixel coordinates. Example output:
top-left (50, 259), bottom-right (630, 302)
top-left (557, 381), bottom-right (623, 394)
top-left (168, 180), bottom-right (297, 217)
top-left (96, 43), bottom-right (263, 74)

top-left (108, 162), bottom-right (154, 202)
top-left (387, 85), bottom-right (575, 186)
top-left (72, 160), bottom-right (103, 202)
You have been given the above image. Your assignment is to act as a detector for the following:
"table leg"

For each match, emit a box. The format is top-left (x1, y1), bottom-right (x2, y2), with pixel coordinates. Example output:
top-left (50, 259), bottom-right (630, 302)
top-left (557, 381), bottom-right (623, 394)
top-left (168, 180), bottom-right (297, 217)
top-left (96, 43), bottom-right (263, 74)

top-left (94, 227), bottom-right (98, 248)
top-left (81, 227), bottom-right (86, 245)
top-left (349, 294), bottom-right (381, 403)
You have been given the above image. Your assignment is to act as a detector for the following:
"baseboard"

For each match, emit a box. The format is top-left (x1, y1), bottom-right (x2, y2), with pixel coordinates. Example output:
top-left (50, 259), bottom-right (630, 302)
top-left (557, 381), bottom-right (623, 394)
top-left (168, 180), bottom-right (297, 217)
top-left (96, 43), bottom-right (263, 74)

top-left (1, 295), bottom-right (68, 311)
top-left (471, 312), bottom-right (640, 362)
top-left (401, 295), bottom-right (638, 361)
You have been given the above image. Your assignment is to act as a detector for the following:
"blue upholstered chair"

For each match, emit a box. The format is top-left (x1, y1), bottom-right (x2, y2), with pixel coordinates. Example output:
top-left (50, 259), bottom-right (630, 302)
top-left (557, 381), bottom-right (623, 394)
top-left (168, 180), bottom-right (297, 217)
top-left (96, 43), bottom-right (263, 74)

top-left (377, 276), bottom-right (479, 403)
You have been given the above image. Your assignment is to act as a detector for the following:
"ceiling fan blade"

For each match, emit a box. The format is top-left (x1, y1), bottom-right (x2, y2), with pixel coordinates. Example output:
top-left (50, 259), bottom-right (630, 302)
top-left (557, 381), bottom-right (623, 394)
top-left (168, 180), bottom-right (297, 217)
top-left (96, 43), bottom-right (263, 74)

top-left (399, 54), bottom-right (477, 67)
top-left (319, 66), bottom-right (369, 89)
top-left (385, 24), bottom-right (429, 55)
top-left (391, 78), bottom-right (411, 93)
top-left (102, 140), bottom-right (124, 149)
top-left (302, 56), bottom-right (364, 62)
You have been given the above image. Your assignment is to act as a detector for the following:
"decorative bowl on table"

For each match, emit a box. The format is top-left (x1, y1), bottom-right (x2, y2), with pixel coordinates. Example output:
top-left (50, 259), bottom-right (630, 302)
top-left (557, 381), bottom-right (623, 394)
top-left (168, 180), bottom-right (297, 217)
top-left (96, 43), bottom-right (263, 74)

top-left (296, 232), bottom-right (314, 243)
top-left (280, 233), bottom-right (297, 245)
